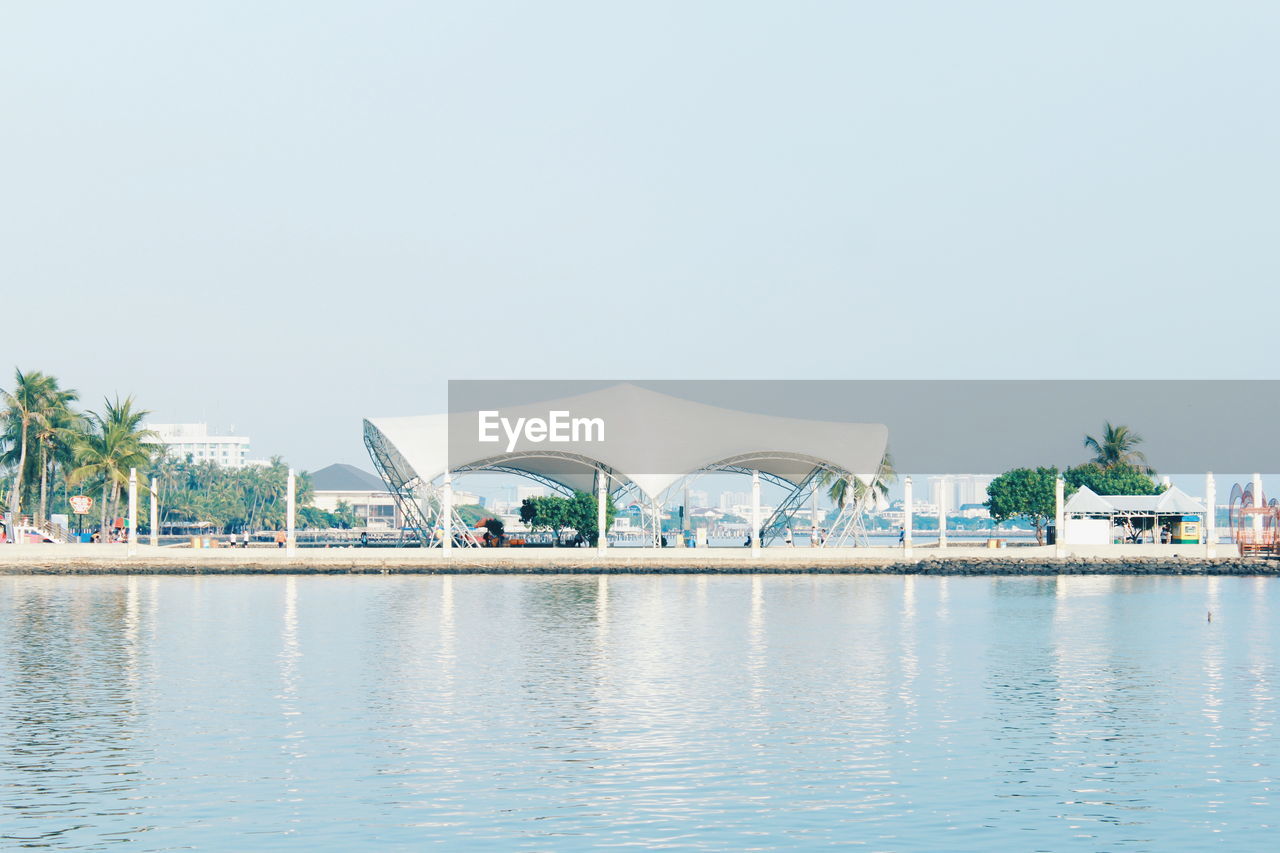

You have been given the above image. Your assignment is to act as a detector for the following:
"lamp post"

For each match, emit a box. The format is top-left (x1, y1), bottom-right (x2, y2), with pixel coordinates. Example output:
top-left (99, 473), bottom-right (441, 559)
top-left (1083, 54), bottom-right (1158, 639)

top-left (286, 469), bottom-right (296, 557)
top-left (1054, 477), bottom-right (1065, 558)
top-left (127, 468), bottom-right (138, 557)
top-left (903, 476), bottom-right (914, 559)
top-left (441, 473), bottom-right (453, 555)
top-left (751, 469), bottom-right (761, 558)
top-left (937, 476), bottom-right (948, 549)
top-left (1252, 472), bottom-right (1264, 541)
top-left (1205, 472), bottom-right (1216, 559)
top-left (597, 472), bottom-right (608, 555)
top-left (149, 477), bottom-right (158, 547)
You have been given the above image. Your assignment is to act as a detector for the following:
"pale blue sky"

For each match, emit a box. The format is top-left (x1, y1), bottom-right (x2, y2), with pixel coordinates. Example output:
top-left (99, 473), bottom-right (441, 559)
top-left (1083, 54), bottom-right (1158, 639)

top-left (3, 2), bottom-right (1277, 470)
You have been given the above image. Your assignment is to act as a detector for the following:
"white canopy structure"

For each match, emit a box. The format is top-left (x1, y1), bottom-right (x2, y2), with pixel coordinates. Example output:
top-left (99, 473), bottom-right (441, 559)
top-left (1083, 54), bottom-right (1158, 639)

top-left (364, 383), bottom-right (890, 547)
top-left (1061, 484), bottom-right (1207, 545)
top-left (1063, 485), bottom-right (1206, 517)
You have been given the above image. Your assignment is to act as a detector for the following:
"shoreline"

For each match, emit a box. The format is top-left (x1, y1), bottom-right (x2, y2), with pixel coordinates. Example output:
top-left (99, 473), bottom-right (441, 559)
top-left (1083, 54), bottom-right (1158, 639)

top-left (0, 543), bottom-right (1274, 576)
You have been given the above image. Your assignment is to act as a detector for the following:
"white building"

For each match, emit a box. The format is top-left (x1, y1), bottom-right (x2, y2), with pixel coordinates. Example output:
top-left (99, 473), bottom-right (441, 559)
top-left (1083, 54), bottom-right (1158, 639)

top-left (928, 475), bottom-right (994, 515)
top-left (146, 423), bottom-right (251, 468)
top-left (955, 475), bottom-right (995, 508)
top-left (309, 464), bottom-right (486, 532)
top-left (881, 501), bottom-right (941, 523)
top-left (516, 485), bottom-right (548, 502)
top-left (310, 464), bottom-right (401, 530)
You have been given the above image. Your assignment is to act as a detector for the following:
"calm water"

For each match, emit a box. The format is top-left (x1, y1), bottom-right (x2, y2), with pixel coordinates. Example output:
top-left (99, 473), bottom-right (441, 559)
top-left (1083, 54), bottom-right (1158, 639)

top-left (0, 574), bottom-right (1275, 851)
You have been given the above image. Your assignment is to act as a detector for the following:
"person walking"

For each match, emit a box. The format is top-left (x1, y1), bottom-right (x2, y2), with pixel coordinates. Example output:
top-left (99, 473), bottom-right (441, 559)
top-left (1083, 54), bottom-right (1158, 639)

top-left (784, 527), bottom-right (794, 547)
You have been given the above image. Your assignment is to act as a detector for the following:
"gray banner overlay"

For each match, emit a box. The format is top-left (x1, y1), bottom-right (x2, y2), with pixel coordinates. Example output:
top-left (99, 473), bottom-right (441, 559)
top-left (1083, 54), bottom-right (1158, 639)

top-left (449, 380), bottom-right (1279, 474)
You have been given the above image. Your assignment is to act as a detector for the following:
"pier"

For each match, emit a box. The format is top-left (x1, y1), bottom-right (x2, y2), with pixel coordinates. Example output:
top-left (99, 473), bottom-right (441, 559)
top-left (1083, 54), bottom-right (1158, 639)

top-left (0, 541), bottom-right (1269, 575)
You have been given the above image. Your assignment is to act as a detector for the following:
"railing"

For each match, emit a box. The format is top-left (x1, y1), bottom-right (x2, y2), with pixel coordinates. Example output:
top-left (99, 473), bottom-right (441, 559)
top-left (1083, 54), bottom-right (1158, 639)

top-left (1235, 527), bottom-right (1278, 556)
top-left (37, 519), bottom-right (72, 543)
top-left (8, 520), bottom-right (70, 543)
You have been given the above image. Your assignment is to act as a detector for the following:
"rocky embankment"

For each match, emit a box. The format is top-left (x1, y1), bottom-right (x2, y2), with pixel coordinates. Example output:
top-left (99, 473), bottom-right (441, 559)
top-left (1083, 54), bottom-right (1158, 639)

top-left (0, 554), bottom-right (1275, 576)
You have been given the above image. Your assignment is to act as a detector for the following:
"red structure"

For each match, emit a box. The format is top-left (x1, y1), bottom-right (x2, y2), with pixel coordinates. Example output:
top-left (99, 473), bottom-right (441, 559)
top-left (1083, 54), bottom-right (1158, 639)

top-left (1230, 482), bottom-right (1280, 556)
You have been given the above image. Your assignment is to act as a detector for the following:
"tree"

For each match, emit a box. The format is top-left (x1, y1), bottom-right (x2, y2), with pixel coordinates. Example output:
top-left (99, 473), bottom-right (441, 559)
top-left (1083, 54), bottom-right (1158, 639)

top-left (67, 396), bottom-right (155, 533)
top-left (332, 500), bottom-right (359, 529)
top-left (518, 493), bottom-right (614, 545)
top-left (151, 453), bottom-right (339, 534)
top-left (985, 466), bottom-right (1059, 545)
top-left (1064, 462), bottom-right (1160, 496)
top-left (564, 490), bottom-right (617, 547)
top-left (1, 369), bottom-right (59, 517)
top-left (1083, 422), bottom-right (1152, 473)
top-left (32, 383), bottom-right (80, 523)
top-left (520, 495), bottom-right (572, 544)
top-left (819, 451), bottom-right (897, 509)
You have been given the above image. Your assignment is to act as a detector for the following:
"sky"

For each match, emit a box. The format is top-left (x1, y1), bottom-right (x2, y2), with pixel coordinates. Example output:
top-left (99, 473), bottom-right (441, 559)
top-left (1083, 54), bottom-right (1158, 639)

top-left (3, 1), bottom-right (1277, 472)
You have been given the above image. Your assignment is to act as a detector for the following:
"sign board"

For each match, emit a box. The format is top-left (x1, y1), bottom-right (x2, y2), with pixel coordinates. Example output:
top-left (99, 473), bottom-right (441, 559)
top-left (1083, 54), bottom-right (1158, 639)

top-left (69, 495), bottom-right (93, 514)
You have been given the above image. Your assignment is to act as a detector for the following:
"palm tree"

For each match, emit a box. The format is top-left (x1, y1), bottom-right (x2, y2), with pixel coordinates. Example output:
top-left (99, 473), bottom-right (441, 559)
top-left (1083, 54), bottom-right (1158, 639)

top-left (1, 369), bottom-right (59, 518)
top-left (68, 396), bottom-right (155, 534)
top-left (1083, 422), bottom-right (1152, 473)
top-left (819, 451), bottom-right (897, 510)
top-left (32, 383), bottom-right (80, 523)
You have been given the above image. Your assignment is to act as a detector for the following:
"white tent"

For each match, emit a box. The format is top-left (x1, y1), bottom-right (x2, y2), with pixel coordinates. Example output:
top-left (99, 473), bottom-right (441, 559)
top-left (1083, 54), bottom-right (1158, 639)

top-left (365, 383), bottom-right (890, 504)
top-left (1062, 484), bottom-right (1206, 545)
top-left (1064, 485), bottom-right (1206, 517)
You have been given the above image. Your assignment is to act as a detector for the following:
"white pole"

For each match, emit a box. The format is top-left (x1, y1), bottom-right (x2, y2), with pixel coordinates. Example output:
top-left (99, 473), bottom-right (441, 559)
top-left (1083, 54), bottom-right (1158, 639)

top-left (149, 477), bottom-right (158, 547)
top-left (1205, 472), bottom-right (1216, 559)
top-left (751, 469), bottom-right (761, 557)
top-left (286, 469), bottom-right (297, 557)
top-left (937, 476), bottom-right (948, 549)
top-left (442, 473), bottom-right (453, 555)
top-left (903, 476), bottom-right (914, 559)
top-left (1054, 476), bottom-right (1065, 558)
top-left (1252, 472), bottom-right (1264, 539)
top-left (127, 468), bottom-right (138, 557)
top-left (597, 472), bottom-right (608, 554)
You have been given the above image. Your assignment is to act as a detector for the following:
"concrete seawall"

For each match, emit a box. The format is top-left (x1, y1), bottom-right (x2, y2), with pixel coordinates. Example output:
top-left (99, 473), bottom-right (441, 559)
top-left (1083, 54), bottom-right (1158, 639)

top-left (0, 543), bottom-right (1274, 576)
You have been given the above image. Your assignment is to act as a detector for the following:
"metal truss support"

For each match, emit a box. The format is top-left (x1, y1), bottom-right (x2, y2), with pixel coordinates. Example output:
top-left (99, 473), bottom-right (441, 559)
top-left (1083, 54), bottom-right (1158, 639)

top-left (661, 458), bottom-right (864, 549)
top-left (417, 483), bottom-right (482, 548)
top-left (610, 481), bottom-right (665, 546)
top-left (364, 424), bottom-right (433, 545)
top-left (760, 469), bottom-right (822, 546)
top-left (364, 423), bottom-right (479, 548)
top-left (450, 465), bottom-right (577, 498)
top-left (825, 487), bottom-right (870, 548)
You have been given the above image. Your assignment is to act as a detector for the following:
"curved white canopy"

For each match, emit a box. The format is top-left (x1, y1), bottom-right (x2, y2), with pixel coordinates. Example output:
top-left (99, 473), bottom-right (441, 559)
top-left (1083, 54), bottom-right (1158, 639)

top-left (365, 383), bottom-right (889, 503)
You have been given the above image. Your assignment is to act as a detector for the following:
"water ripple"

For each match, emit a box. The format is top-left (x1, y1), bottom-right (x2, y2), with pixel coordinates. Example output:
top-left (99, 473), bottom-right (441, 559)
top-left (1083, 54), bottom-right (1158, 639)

top-left (0, 574), bottom-right (1276, 850)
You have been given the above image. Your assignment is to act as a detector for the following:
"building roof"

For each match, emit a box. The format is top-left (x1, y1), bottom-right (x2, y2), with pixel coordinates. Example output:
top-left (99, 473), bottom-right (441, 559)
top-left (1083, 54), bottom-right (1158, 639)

top-left (364, 383), bottom-right (889, 502)
top-left (1064, 484), bottom-right (1205, 516)
top-left (1063, 485), bottom-right (1115, 514)
top-left (310, 463), bottom-right (390, 493)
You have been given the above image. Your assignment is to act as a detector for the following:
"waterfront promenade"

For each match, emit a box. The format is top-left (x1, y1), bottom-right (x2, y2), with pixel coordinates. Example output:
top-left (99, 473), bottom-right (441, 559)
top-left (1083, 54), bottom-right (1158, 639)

top-left (0, 542), bottom-right (1268, 575)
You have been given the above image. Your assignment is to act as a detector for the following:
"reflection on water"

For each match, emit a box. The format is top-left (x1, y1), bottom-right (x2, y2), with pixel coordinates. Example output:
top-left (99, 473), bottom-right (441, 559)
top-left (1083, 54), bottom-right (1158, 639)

top-left (0, 574), bottom-right (1277, 850)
